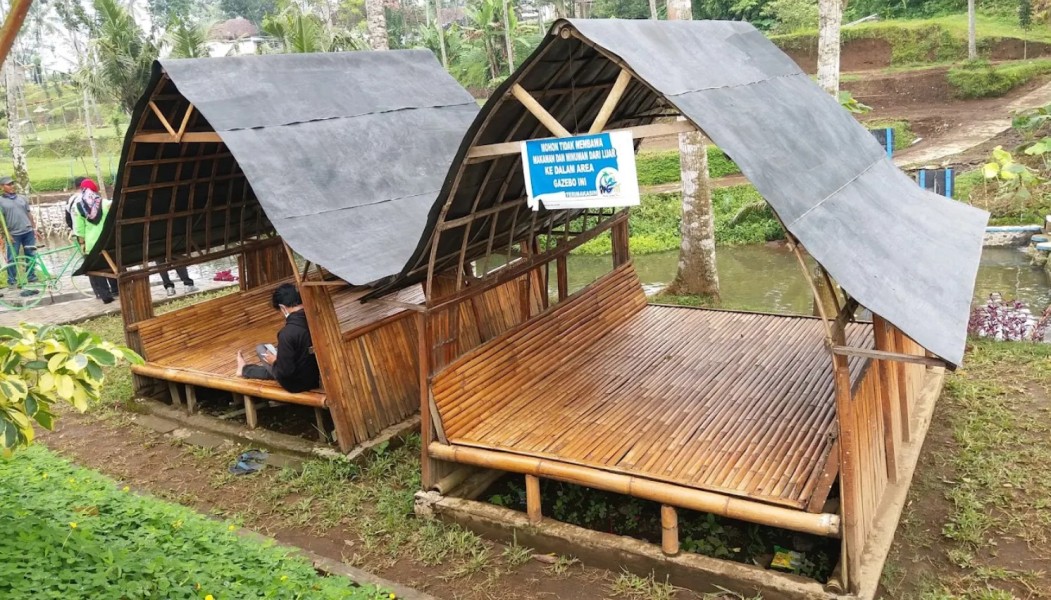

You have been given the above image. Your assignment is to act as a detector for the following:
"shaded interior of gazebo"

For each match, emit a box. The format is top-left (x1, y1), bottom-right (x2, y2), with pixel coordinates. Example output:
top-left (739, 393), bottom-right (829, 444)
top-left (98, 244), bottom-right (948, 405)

top-left (371, 19), bottom-right (988, 598)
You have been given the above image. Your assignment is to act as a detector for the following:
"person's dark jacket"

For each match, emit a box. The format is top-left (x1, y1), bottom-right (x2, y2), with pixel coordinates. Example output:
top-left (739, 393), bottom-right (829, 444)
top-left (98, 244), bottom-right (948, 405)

top-left (272, 311), bottom-right (321, 393)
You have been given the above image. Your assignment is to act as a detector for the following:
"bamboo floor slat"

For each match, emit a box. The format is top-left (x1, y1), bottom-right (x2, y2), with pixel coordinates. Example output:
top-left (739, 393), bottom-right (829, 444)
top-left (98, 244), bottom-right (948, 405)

top-left (438, 304), bottom-right (872, 509)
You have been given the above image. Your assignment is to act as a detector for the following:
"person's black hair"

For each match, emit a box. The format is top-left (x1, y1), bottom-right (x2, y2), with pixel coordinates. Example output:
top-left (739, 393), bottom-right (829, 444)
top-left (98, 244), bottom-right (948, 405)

top-left (271, 283), bottom-right (303, 310)
top-left (73, 176), bottom-right (86, 188)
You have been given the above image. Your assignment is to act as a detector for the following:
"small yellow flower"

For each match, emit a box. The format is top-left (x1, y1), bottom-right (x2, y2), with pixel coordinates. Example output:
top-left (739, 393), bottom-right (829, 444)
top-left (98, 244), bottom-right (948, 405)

top-left (41, 473), bottom-right (47, 479)
top-left (205, 595), bottom-right (214, 600)
top-left (227, 524), bottom-right (236, 531)
top-left (122, 486), bottom-right (130, 492)
top-left (69, 522), bottom-right (78, 529)
top-left (389, 594), bottom-right (397, 599)
top-left (280, 575), bottom-right (288, 581)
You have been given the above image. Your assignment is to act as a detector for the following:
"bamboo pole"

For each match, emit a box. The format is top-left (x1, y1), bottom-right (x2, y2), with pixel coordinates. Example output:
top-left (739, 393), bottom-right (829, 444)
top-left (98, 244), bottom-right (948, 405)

top-left (588, 69), bottom-right (633, 134)
top-left (526, 474), bottom-right (542, 524)
top-left (510, 84), bottom-right (571, 137)
top-left (0, 0), bottom-right (32, 71)
top-left (429, 443), bottom-right (841, 537)
top-left (661, 505), bottom-right (679, 556)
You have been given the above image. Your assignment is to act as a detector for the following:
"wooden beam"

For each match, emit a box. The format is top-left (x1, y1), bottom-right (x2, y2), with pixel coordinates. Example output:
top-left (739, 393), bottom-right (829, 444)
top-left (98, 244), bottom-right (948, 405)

top-left (830, 345), bottom-right (946, 368)
top-left (467, 121), bottom-right (697, 162)
top-left (185, 385), bottom-right (198, 415)
top-left (526, 474), bottom-right (542, 524)
top-left (133, 132), bottom-right (224, 144)
top-left (244, 395), bottom-right (258, 429)
top-left (588, 69), bottom-right (633, 134)
top-left (148, 101), bottom-right (178, 137)
top-left (0, 0), bottom-right (34, 71)
top-left (100, 250), bottom-right (119, 274)
top-left (175, 103), bottom-right (195, 141)
top-left (510, 84), bottom-right (571, 138)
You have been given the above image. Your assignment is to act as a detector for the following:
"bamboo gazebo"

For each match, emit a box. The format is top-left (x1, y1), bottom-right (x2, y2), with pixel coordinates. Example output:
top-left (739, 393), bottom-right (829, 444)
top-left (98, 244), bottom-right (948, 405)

top-left (78, 50), bottom-right (480, 452)
top-left (374, 20), bottom-right (989, 598)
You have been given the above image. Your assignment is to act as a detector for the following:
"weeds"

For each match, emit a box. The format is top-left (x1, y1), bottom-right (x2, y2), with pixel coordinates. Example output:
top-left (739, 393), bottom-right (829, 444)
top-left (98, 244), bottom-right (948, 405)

top-left (609, 570), bottom-right (677, 600)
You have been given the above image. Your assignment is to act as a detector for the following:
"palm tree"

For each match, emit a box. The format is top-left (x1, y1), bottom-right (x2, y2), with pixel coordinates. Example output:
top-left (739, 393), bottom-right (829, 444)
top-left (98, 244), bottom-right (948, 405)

top-left (166, 18), bottom-right (209, 59)
top-left (817, 0), bottom-right (842, 94)
top-left (79, 0), bottom-right (159, 115)
top-left (664, 0), bottom-right (720, 300)
top-left (261, 3), bottom-right (364, 53)
top-left (366, 0), bottom-right (389, 50)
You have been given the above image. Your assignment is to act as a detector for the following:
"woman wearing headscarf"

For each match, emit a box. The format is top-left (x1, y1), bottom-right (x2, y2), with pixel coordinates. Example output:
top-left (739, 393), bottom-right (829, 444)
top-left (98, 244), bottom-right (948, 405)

top-left (73, 179), bottom-right (118, 303)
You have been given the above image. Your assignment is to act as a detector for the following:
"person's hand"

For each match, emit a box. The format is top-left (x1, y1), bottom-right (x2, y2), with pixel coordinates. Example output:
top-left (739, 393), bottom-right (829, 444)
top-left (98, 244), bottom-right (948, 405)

top-left (263, 351), bottom-right (277, 365)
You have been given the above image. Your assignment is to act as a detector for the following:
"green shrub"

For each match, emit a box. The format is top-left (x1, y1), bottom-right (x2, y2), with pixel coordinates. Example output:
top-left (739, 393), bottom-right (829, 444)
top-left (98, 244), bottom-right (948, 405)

top-left (0, 446), bottom-right (388, 599)
top-left (947, 59), bottom-right (1051, 98)
top-left (635, 147), bottom-right (741, 187)
top-left (574, 185), bottom-right (783, 255)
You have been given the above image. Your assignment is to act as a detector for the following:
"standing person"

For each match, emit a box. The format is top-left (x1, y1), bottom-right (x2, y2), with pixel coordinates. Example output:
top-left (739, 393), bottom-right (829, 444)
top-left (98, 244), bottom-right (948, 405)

top-left (159, 266), bottom-right (198, 296)
top-left (65, 176), bottom-right (87, 232)
top-left (0, 176), bottom-right (39, 292)
top-left (73, 179), bottom-right (119, 304)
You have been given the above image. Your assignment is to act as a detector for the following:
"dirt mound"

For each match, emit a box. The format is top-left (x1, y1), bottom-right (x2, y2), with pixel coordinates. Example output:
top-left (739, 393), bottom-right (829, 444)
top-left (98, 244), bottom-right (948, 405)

top-left (990, 38), bottom-right (1051, 60)
top-left (844, 67), bottom-right (955, 109)
top-left (782, 37), bottom-right (893, 74)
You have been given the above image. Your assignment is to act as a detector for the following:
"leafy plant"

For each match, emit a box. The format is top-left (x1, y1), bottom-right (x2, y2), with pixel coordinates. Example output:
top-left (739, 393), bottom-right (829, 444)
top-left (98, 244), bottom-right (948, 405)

top-left (1012, 103), bottom-right (1051, 141)
top-left (967, 294), bottom-right (1040, 341)
top-left (0, 446), bottom-right (388, 599)
top-left (982, 145), bottom-right (1043, 202)
top-left (0, 323), bottom-right (142, 453)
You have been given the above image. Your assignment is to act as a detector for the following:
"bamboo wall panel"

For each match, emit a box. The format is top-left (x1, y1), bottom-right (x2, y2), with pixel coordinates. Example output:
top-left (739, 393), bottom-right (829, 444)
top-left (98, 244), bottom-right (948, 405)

top-left (428, 270), bottom-right (545, 372)
top-left (841, 363), bottom-right (889, 550)
top-left (431, 264), bottom-right (867, 509)
top-left (120, 275), bottom-right (157, 394)
top-left (240, 242), bottom-right (294, 290)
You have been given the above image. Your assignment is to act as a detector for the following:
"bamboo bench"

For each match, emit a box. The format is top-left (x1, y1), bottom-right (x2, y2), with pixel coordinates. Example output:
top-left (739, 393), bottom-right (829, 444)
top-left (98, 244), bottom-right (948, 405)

top-left (133, 280), bottom-right (328, 433)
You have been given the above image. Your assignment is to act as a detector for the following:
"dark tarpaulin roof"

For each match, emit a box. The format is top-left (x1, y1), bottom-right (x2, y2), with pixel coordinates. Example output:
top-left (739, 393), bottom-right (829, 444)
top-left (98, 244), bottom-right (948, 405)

top-left (385, 19), bottom-right (988, 365)
top-left (82, 50), bottom-right (478, 284)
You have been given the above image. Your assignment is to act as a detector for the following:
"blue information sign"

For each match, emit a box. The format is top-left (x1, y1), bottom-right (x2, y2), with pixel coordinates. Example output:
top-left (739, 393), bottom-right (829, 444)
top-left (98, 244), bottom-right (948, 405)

top-left (521, 131), bottom-right (640, 211)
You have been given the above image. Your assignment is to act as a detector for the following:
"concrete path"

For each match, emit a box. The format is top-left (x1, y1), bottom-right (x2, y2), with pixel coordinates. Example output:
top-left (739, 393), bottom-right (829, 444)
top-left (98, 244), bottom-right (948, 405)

top-left (0, 277), bottom-right (236, 327)
top-left (895, 79), bottom-right (1051, 168)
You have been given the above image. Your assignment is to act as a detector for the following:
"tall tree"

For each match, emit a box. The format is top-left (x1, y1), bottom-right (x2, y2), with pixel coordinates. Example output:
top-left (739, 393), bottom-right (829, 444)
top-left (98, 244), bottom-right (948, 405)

top-left (261, 3), bottom-right (363, 53)
top-left (649, 0), bottom-right (658, 18)
top-left (166, 17), bottom-right (209, 58)
top-left (968, 0), bottom-right (977, 59)
top-left (366, 0), bottom-right (388, 49)
top-left (3, 63), bottom-right (29, 192)
top-left (664, 0), bottom-right (720, 300)
top-left (816, 0), bottom-right (842, 94)
top-left (80, 0), bottom-right (159, 115)
top-left (219, 0), bottom-right (278, 24)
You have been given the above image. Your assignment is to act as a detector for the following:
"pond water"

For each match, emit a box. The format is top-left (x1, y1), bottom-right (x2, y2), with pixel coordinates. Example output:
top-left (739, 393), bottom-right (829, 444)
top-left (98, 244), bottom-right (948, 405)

top-left (566, 245), bottom-right (1051, 314)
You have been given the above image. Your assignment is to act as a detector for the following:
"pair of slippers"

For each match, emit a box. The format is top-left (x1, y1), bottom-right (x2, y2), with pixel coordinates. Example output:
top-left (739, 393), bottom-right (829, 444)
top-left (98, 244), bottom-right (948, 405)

top-left (229, 449), bottom-right (269, 475)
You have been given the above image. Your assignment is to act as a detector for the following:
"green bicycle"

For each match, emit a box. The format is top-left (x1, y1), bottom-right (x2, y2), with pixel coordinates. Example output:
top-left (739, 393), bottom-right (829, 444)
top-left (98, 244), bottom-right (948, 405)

top-left (0, 240), bottom-right (97, 311)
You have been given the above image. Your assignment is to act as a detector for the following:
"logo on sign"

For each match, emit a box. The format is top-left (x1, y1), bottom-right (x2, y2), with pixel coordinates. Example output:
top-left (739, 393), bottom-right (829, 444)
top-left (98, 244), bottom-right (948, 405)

top-left (597, 167), bottom-right (619, 195)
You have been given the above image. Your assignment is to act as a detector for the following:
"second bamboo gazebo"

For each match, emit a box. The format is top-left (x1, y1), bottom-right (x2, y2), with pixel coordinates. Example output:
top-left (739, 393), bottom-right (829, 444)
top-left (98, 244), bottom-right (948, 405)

top-left (78, 50), bottom-right (480, 452)
top-left (373, 19), bottom-right (989, 599)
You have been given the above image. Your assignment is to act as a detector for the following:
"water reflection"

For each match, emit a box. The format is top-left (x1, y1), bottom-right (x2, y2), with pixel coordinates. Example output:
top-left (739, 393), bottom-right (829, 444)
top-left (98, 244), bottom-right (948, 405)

top-left (567, 245), bottom-right (1051, 314)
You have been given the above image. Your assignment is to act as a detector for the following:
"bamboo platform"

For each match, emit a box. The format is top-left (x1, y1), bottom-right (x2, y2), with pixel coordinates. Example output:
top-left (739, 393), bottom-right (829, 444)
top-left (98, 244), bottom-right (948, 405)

top-left (438, 306), bottom-right (872, 509)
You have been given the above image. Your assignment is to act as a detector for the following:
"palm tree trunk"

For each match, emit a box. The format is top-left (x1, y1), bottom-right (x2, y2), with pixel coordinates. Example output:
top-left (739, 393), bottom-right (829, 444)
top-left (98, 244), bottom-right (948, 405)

top-left (82, 88), bottom-right (107, 198)
top-left (366, 0), bottom-right (389, 50)
top-left (501, 0), bottom-right (514, 74)
top-left (435, 0), bottom-right (448, 68)
top-left (817, 0), bottom-right (842, 94)
top-left (967, 0), bottom-right (977, 60)
top-left (4, 63), bottom-right (29, 193)
top-left (665, 0), bottom-right (719, 300)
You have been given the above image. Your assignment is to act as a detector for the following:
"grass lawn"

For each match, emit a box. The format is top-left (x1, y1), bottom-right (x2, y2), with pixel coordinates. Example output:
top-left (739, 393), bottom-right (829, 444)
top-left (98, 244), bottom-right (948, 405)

top-left (24, 155), bottom-right (121, 192)
top-left (0, 445), bottom-right (389, 599)
top-left (882, 339), bottom-right (1051, 597)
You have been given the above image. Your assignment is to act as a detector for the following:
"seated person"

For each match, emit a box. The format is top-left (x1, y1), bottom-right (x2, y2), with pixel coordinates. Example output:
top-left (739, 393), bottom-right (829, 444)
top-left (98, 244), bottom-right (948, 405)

top-left (235, 283), bottom-right (321, 393)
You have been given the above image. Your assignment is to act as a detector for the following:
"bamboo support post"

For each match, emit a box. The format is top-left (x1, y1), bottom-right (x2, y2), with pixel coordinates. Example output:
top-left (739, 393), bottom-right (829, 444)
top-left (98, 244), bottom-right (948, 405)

top-left (526, 474), bottom-right (542, 524)
top-left (185, 385), bottom-right (198, 415)
top-left (244, 395), bottom-right (258, 429)
top-left (167, 382), bottom-right (183, 407)
top-left (434, 467), bottom-right (473, 495)
top-left (660, 505), bottom-right (679, 556)
top-left (429, 443), bottom-right (841, 537)
top-left (314, 408), bottom-right (330, 443)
